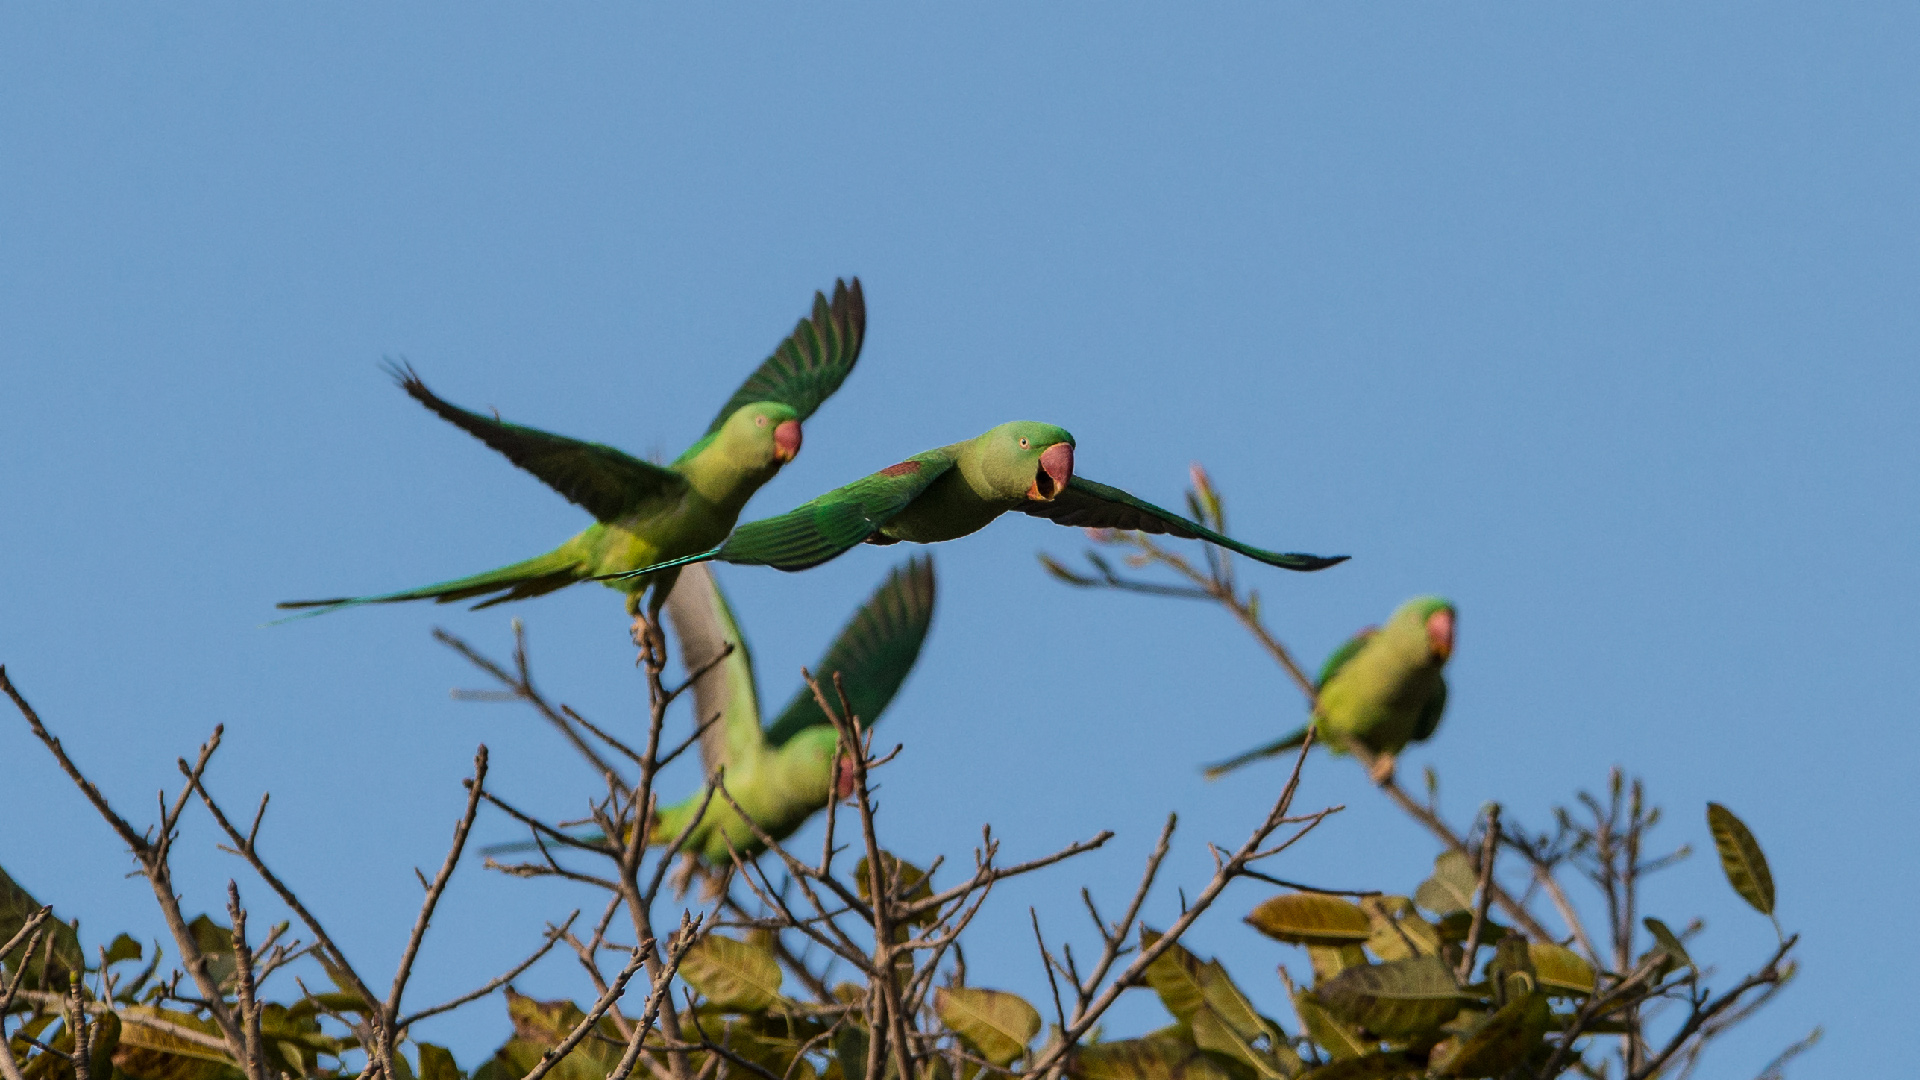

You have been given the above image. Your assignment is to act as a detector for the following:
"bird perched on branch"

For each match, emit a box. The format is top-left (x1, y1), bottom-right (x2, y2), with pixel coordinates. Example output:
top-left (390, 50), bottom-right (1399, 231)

top-left (602, 421), bottom-right (1347, 578)
top-left (652, 557), bottom-right (936, 865)
top-left (1206, 596), bottom-right (1456, 784)
top-left (279, 280), bottom-right (867, 649)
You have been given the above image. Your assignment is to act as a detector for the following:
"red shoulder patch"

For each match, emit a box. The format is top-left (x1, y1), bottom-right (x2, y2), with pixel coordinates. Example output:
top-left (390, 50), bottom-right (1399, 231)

top-left (879, 460), bottom-right (921, 477)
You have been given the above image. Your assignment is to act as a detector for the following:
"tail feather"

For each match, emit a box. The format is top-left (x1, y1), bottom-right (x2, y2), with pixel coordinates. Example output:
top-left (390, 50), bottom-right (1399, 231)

top-left (1203, 725), bottom-right (1311, 779)
top-left (276, 547), bottom-right (585, 621)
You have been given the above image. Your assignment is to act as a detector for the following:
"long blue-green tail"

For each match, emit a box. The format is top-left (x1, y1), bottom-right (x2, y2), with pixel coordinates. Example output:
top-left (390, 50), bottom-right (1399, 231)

top-left (275, 546), bottom-right (586, 622)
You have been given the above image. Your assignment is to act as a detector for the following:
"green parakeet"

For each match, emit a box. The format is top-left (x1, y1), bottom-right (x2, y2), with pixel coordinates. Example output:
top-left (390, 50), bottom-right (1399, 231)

top-left (603, 421), bottom-right (1348, 578)
top-left (279, 279), bottom-right (866, 626)
top-left (648, 557), bottom-right (936, 864)
top-left (1205, 595), bottom-right (1456, 783)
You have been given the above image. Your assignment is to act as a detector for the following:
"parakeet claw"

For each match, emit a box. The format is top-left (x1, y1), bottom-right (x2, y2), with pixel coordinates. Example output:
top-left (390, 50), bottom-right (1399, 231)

top-left (1368, 752), bottom-right (1399, 785)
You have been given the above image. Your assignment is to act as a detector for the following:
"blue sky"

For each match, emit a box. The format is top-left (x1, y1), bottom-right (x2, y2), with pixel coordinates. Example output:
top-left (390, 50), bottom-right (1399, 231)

top-left (3, 6), bottom-right (1913, 1076)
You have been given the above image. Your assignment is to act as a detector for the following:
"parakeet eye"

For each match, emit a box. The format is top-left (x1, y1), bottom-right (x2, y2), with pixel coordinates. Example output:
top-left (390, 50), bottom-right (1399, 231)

top-left (1019, 437), bottom-right (1030, 448)
top-left (756, 416), bottom-right (768, 427)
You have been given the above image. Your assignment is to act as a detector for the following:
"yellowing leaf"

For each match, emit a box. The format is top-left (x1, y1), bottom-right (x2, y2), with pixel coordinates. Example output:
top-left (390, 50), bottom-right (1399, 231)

top-left (935, 987), bottom-right (1039, 1066)
top-left (681, 934), bottom-right (785, 1012)
top-left (1525, 944), bottom-right (1594, 997)
top-left (1291, 994), bottom-right (1369, 1061)
top-left (1706, 803), bottom-right (1776, 916)
top-left (1246, 895), bottom-right (1372, 947)
top-left (1305, 946), bottom-right (1368, 984)
top-left (1358, 897), bottom-right (1439, 961)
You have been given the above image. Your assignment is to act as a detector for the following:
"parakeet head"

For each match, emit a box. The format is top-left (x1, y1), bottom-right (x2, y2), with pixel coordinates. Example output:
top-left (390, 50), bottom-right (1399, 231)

top-left (971, 421), bottom-right (1076, 502)
top-left (709, 401), bottom-right (803, 471)
top-left (1395, 596), bottom-right (1457, 663)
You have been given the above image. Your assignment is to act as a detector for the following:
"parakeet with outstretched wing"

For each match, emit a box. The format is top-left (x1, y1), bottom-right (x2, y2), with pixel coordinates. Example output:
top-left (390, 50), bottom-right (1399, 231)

top-left (278, 280), bottom-right (867, 633)
top-left (1206, 596), bottom-right (1455, 784)
top-left (649, 557), bottom-right (936, 864)
top-left (602, 421), bottom-right (1348, 578)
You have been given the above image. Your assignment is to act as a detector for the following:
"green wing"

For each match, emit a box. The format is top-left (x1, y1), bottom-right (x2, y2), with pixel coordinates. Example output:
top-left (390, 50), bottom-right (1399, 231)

top-left (704, 452), bottom-right (955, 571)
top-left (765, 555), bottom-right (937, 747)
top-left (705, 279), bottom-right (866, 434)
top-left (663, 564), bottom-right (764, 775)
top-left (1410, 678), bottom-right (1447, 744)
top-left (1020, 476), bottom-right (1348, 572)
top-left (389, 362), bottom-right (687, 523)
top-left (1315, 627), bottom-right (1377, 689)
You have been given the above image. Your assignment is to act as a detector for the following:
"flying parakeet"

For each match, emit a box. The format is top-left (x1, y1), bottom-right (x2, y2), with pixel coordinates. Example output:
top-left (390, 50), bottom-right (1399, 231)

top-left (278, 279), bottom-right (867, 630)
top-left (1205, 595), bottom-right (1456, 784)
top-left (649, 557), bottom-right (936, 865)
top-left (488, 557), bottom-right (931, 868)
top-left (603, 421), bottom-right (1348, 579)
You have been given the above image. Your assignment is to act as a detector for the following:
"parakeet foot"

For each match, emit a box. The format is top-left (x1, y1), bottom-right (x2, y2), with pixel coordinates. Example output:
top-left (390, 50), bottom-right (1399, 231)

top-left (630, 614), bottom-right (668, 668)
top-left (1367, 752), bottom-right (1399, 785)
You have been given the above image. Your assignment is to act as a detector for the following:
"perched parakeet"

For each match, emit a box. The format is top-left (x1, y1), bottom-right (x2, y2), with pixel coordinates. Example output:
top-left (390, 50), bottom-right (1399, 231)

top-left (604, 421), bottom-right (1348, 578)
top-left (643, 557), bottom-right (934, 865)
top-left (279, 280), bottom-right (866, 629)
top-left (1206, 596), bottom-right (1456, 783)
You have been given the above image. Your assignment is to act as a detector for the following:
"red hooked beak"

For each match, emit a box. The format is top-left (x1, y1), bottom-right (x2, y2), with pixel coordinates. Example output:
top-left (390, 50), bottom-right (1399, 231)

top-left (1027, 442), bottom-right (1074, 501)
top-left (1426, 608), bottom-right (1455, 662)
top-left (772, 420), bottom-right (802, 464)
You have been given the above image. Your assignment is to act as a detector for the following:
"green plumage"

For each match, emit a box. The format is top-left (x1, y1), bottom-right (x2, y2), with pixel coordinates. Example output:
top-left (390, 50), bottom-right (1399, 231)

top-left (279, 280), bottom-right (866, 620)
top-left (651, 557), bottom-right (937, 864)
top-left (1206, 596), bottom-right (1455, 781)
top-left (606, 421), bottom-right (1348, 578)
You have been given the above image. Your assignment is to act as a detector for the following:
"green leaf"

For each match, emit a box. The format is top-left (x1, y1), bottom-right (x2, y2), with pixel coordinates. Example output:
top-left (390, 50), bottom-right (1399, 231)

top-left (0, 866), bottom-right (83, 989)
top-left (185, 914), bottom-right (239, 990)
top-left (1293, 1052), bottom-right (1424, 1080)
top-left (1188, 1006), bottom-right (1299, 1080)
top-left (855, 854), bottom-right (935, 928)
top-left (1431, 913), bottom-right (1506, 948)
top-left (680, 934), bottom-right (786, 1012)
top-left (419, 1043), bottom-right (464, 1080)
top-left (115, 1006), bottom-right (238, 1080)
top-left (103, 933), bottom-right (144, 966)
top-left (1067, 1033), bottom-right (1251, 1080)
top-left (1524, 944), bottom-right (1594, 998)
top-left (1413, 852), bottom-right (1476, 916)
top-left (1642, 917), bottom-right (1695, 975)
top-left (1427, 992), bottom-right (1552, 1078)
top-left (1291, 995), bottom-right (1369, 1061)
top-left (1245, 895), bottom-right (1372, 947)
top-left (1706, 803), bottom-right (1776, 916)
top-left (1137, 929), bottom-right (1281, 1048)
top-left (1312, 957), bottom-right (1464, 1039)
top-left (935, 987), bottom-right (1040, 1066)
top-left (832, 1024), bottom-right (872, 1080)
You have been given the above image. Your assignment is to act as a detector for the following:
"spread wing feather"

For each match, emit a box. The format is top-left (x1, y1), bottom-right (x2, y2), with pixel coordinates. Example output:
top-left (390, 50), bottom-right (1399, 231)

top-left (388, 362), bottom-right (686, 523)
top-left (765, 556), bottom-right (937, 747)
top-left (708, 452), bottom-right (955, 571)
top-left (706, 279), bottom-right (866, 434)
top-left (1021, 476), bottom-right (1348, 572)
